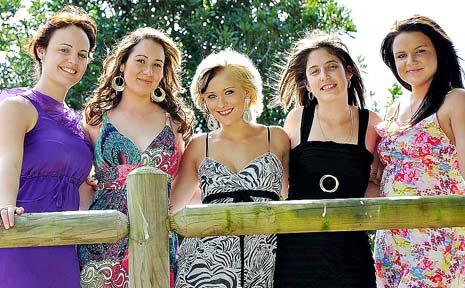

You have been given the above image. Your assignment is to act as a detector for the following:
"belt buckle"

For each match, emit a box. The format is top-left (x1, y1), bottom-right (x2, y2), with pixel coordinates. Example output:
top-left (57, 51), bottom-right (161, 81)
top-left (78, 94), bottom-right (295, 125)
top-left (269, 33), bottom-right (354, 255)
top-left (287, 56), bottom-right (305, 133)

top-left (319, 174), bottom-right (339, 193)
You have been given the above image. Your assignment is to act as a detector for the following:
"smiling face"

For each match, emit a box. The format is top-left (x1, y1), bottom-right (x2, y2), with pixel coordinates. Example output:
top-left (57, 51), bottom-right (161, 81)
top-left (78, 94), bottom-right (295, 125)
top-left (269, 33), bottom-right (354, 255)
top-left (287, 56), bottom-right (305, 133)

top-left (305, 48), bottom-right (352, 103)
top-left (202, 67), bottom-right (250, 127)
top-left (121, 39), bottom-right (165, 98)
top-left (37, 25), bottom-right (90, 90)
top-left (392, 31), bottom-right (438, 90)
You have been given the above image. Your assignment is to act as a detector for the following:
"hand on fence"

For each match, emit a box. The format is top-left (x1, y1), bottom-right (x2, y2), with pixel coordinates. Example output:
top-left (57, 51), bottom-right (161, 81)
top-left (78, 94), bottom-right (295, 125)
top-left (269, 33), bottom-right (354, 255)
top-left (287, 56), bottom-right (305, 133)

top-left (0, 204), bottom-right (24, 230)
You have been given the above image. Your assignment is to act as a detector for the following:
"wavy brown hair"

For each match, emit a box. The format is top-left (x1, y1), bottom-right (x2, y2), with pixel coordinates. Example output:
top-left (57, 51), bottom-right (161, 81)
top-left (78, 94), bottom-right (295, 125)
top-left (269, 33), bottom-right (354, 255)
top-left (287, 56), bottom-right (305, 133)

top-left (277, 31), bottom-right (365, 111)
top-left (85, 27), bottom-right (193, 141)
top-left (28, 5), bottom-right (97, 79)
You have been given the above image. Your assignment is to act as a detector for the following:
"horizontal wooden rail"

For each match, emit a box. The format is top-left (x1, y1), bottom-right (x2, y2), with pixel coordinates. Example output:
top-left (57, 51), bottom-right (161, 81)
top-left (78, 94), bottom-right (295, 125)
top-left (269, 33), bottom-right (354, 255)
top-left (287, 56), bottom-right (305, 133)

top-left (0, 210), bottom-right (128, 248)
top-left (170, 195), bottom-right (465, 237)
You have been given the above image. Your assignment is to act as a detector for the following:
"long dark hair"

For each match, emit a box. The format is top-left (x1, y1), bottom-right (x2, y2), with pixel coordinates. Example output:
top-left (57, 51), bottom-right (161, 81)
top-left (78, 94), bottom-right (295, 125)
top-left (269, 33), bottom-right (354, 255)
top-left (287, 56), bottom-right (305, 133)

top-left (85, 27), bottom-right (193, 141)
top-left (277, 31), bottom-right (365, 111)
top-left (381, 15), bottom-right (464, 125)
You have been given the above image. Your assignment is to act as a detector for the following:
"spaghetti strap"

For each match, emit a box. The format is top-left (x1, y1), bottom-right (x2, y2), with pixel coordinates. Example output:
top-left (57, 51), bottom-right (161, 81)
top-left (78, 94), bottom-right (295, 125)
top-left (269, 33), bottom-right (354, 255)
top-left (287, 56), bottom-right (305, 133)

top-left (267, 127), bottom-right (271, 152)
top-left (357, 109), bottom-right (369, 147)
top-left (205, 133), bottom-right (209, 157)
top-left (300, 104), bottom-right (315, 145)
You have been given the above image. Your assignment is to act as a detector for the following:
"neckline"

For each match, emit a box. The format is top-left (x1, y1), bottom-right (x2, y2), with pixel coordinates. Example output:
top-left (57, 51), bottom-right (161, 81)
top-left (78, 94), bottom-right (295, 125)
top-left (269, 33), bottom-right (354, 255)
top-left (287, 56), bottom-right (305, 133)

top-left (380, 112), bottom-right (437, 136)
top-left (201, 151), bottom-right (282, 175)
top-left (29, 89), bottom-right (65, 111)
top-left (103, 116), bottom-right (172, 155)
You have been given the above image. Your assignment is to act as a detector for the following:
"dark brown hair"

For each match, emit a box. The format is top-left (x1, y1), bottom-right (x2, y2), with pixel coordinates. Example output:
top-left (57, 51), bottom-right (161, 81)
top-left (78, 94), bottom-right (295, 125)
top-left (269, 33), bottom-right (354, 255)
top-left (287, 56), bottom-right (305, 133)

top-left (85, 27), bottom-right (193, 141)
top-left (277, 31), bottom-right (365, 111)
top-left (28, 5), bottom-right (97, 77)
top-left (381, 15), bottom-right (463, 125)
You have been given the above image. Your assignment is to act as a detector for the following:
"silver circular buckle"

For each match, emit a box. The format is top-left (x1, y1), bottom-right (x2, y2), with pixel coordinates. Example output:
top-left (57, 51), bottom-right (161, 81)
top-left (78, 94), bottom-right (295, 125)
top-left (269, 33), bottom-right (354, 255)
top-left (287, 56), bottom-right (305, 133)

top-left (319, 174), bottom-right (339, 193)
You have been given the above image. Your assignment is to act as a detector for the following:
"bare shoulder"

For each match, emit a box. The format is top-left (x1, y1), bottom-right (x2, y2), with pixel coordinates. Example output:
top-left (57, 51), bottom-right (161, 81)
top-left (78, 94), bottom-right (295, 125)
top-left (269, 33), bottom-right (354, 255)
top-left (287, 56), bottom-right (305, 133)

top-left (184, 133), bottom-right (207, 157)
top-left (367, 110), bottom-right (382, 126)
top-left (268, 126), bottom-right (290, 143)
top-left (383, 101), bottom-right (400, 120)
top-left (0, 96), bottom-right (37, 130)
top-left (443, 88), bottom-right (465, 110)
top-left (284, 107), bottom-right (303, 125)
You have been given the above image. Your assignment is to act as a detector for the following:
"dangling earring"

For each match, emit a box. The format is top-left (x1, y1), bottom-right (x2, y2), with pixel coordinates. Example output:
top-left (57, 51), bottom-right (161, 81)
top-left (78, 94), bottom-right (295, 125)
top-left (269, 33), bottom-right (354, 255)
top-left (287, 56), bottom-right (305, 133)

top-left (348, 79), bottom-right (352, 88)
top-left (111, 74), bottom-right (125, 92)
top-left (206, 113), bottom-right (220, 131)
top-left (151, 87), bottom-right (166, 102)
top-left (242, 98), bottom-right (252, 123)
top-left (308, 91), bottom-right (314, 101)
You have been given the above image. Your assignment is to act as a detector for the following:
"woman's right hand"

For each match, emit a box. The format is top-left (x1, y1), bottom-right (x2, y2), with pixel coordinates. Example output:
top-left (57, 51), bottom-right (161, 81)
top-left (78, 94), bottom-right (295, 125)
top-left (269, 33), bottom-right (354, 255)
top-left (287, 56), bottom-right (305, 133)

top-left (0, 204), bottom-right (24, 229)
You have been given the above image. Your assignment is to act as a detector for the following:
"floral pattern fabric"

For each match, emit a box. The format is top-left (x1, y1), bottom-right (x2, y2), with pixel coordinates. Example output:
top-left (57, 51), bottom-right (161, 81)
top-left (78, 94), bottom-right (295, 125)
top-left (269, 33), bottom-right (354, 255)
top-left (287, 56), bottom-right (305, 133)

top-left (374, 110), bottom-right (465, 288)
top-left (79, 113), bottom-right (179, 288)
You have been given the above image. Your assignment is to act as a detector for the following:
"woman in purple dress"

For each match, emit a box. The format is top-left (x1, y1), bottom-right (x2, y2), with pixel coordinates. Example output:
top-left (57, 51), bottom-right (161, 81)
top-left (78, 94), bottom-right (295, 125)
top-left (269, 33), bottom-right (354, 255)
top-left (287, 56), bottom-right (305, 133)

top-left (0, 6), bottom-right (96, 287)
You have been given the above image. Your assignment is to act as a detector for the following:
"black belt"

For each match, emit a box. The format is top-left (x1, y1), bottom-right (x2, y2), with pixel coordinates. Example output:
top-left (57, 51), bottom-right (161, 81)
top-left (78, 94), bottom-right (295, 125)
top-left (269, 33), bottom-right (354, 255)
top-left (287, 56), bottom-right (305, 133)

top-left (203, 189), bottom-right (279, 287)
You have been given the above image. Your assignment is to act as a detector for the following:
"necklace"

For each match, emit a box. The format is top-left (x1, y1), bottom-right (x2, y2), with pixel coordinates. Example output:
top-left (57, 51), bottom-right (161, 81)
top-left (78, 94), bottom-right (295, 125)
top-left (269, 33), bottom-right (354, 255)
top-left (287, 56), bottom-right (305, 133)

top-left (316, 105), bottom-right (354, 143)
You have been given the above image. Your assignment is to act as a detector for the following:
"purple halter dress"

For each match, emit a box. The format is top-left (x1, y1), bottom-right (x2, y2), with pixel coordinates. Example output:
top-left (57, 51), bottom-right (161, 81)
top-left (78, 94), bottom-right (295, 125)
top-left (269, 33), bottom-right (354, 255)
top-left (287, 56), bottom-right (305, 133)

top-left (0, 88), bottom-right (92, 287)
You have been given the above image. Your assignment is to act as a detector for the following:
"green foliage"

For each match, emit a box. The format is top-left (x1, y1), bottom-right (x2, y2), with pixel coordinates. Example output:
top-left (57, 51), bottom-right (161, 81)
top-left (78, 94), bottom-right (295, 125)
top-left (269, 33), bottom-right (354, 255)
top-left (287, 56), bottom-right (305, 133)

top-left (0, 0), bottom-right (355, 130)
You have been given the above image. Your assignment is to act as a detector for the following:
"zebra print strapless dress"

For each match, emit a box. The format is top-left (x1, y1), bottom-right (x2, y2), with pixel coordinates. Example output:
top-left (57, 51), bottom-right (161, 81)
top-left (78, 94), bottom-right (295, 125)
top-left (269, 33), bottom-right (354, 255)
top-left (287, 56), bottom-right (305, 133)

top-left (175, 152), bottom-right (282, 288)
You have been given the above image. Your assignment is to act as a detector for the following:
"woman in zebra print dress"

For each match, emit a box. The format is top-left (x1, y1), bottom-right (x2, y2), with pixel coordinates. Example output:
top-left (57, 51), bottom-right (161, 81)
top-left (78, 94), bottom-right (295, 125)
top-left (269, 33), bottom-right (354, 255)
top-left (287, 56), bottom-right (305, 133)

top-left (171, 49), bottom-right (289, 288)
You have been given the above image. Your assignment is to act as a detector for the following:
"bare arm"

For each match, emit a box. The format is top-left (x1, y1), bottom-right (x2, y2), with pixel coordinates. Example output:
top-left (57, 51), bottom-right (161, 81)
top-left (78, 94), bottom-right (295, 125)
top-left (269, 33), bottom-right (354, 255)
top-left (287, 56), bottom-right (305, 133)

top-left (446, 90), bottom-right (465, 178)
top-left (79, 117), bottom-right (99, 210)
top-left (0, 97), bottom-right (36, 228)
top-left (170, 135), bottom-right (203, 213)
top-left (270, 126), bottom-right (290, 199)
top-left (365, 111), bottom-right (382, 198)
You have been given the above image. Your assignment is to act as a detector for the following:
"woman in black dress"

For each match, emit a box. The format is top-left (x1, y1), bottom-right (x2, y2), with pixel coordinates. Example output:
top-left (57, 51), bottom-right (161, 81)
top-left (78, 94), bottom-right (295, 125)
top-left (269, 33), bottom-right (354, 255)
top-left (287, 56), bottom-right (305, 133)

top-left (273, 32), bottom-right (380, 287)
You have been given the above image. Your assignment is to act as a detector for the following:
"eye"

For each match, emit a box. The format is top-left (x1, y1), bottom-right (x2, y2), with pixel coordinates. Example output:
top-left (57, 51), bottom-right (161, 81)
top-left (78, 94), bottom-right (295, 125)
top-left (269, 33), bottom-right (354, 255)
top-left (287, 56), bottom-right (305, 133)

top-left (224, 89), bottom-right (234, 95)
top-left (416, 49), bottom-right (426, 54)
top-left (396, 53), bottom-right (406, 59)
top-left (309, 69), bottom-right (319, 76)
top-left (59, 48), bottom-right (69, 53)
top-left (153, 63), bottom-right (162, 68)
top-left (79, 53), bottom-right (88, 59)
top-left (206, 94), bottom-right (217, 99)
top-left (328, 64), bottom-right (338, 70)
top-left (137, 59), bottom-right (145, 64)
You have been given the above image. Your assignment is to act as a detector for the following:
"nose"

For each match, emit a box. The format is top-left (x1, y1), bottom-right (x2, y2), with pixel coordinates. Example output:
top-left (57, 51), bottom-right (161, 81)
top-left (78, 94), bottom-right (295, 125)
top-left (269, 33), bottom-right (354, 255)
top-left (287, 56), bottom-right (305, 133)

top-left (319, 68), bottom-right (330, 80)
top-left (143, 66), bottom-right (153, 76)
top-left (68, 53), bottom-right (78, 65)
top-left (406, 53), bottom-right (416, 65)
top-left (217, 95), bottom-right (226, 107)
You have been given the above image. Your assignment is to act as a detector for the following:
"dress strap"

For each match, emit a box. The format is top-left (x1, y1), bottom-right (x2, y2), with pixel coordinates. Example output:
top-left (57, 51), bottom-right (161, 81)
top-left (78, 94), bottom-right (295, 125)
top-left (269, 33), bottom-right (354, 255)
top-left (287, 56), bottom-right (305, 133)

top-left (267, 126), bottom-right (271, 152)
top-left (357, 108), bottom-right (369, 146)
top-left (300, 104), bottom-right (315, 144)
top-left (205, 133), bottom-right (209, 157)
top-left (165, 112), bottom-right (172, 128)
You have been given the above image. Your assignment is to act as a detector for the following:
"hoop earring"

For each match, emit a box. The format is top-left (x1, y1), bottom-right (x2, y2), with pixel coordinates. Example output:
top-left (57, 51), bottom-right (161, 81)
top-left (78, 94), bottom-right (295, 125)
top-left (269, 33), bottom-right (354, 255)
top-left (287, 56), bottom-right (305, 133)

top-left (308, 91), bottom-right (314, 101)
top-left (111, 74), bottom-right (125, 92)
top-left (206, 114), bottom-right (220, 131)
top-left (242, 98), bottom-right (252, 123)
top-left (151, 87), bottom-right (166, 102)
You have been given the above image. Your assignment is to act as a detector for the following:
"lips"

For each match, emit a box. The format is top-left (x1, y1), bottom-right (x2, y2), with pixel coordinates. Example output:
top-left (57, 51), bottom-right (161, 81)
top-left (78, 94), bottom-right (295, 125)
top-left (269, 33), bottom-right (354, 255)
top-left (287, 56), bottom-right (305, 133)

top-left (137, 78), bottom-right (153, 84)
top-left (320, 83), bottom-right (336, 91)
top-left (59, 66), bottom-right (77, 75)
top-left (406, 68), bottom-right (423, 73)
top-left (217, 108), bottom-right (233, 116)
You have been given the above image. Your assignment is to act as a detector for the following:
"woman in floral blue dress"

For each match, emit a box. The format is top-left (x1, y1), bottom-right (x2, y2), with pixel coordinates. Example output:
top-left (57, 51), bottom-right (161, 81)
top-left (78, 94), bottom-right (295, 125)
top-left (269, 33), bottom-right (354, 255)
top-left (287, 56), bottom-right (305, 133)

top-left (78, 27), bottom-right (193, 288)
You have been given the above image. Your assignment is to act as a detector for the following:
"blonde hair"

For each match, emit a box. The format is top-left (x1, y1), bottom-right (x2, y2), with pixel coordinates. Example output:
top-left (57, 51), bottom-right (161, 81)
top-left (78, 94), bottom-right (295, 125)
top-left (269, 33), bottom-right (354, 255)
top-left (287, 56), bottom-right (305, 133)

top-left (191, 49), bottom-right (264, 118)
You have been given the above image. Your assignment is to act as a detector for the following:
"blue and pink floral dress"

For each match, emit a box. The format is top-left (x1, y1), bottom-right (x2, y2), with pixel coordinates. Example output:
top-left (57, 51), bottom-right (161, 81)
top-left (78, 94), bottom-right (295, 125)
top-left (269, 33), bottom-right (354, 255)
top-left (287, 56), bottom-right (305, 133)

top-left (79, 113), bottom-right (179, 288)
top-left (374, 105), bottom-right (465, 288)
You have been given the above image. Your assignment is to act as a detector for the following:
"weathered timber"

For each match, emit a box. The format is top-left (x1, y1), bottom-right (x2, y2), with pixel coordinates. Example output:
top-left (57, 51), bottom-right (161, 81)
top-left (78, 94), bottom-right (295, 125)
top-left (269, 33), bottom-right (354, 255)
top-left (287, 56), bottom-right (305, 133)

top-left (127, 167), bottom-right (170, 288)
top-left (170, 195), bottom-right (465, 237)
top-left (0, 210), bottom-right (128, 248)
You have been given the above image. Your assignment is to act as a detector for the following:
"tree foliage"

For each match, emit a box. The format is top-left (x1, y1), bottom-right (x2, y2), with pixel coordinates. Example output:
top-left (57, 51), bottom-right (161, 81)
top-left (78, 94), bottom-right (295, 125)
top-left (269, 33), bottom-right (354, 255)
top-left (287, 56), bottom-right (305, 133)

top-left (1, 0), bottom-right (356, 130)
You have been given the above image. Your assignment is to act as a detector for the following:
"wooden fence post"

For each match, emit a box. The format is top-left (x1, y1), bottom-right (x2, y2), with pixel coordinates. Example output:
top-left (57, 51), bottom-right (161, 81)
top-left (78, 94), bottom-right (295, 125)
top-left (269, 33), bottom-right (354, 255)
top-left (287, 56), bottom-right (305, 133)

top-left (127, 166), bottom-right (169, 288)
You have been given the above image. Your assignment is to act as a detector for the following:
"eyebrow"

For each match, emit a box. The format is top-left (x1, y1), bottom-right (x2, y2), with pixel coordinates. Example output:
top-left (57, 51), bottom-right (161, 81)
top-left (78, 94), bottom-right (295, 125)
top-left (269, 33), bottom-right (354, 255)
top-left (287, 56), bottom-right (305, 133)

top-left (394, 44), bottom-right (428, 54)
top-left (135, 55), bottom-right (164, 63)
top-left (58, 43), bottom-right (88, 53)
top-left (205, 86), bottom-right (235, 94)
top-left (308, 60), bottom-right (338, 70)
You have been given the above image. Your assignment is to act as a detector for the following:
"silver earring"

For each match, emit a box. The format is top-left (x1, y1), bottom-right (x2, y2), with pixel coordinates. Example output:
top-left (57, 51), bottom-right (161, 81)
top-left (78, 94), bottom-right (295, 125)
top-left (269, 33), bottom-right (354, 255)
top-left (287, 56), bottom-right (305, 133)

top-left (242, 98), bottom-right (252, 123)
top-left (348, 80), bottom-right (352, 88)
top-left (308, 91), bottom-right (314, 101)
top-left (151, 87), bottom-right (166, 102)
top-left (111, 74), bottom-right (125, 92)
top-left (206, 114), bottom-right (220, 131)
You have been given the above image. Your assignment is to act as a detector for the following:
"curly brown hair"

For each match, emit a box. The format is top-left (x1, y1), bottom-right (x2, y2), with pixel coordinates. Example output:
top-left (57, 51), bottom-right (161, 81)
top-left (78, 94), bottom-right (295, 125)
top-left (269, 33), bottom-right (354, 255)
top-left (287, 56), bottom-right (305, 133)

top-left (85, 27), bottom-right (193, 141)
top-left (28, 5), bottom-right (97, 78)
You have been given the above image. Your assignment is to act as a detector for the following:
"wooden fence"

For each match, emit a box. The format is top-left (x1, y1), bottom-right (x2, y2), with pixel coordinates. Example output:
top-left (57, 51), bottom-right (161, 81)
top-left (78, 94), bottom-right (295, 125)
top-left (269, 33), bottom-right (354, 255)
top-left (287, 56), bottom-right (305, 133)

top-left (2, 167), bottom-right (465, 287)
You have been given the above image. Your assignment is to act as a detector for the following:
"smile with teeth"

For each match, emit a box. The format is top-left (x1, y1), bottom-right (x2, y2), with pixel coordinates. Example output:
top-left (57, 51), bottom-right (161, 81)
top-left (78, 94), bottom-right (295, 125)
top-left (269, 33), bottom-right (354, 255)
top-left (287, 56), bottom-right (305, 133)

top-left (321, 83), bottom-right (336, 91)
top-left (217, 108), bottom-right (233, 116)
top-left (60, 66), bottom-right (77, 74)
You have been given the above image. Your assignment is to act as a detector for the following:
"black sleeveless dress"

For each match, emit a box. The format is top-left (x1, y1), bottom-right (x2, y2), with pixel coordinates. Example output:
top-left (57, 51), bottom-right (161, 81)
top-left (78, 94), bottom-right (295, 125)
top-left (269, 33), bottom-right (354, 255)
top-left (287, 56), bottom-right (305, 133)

top-left (274, 104), bottom-right (376, 288)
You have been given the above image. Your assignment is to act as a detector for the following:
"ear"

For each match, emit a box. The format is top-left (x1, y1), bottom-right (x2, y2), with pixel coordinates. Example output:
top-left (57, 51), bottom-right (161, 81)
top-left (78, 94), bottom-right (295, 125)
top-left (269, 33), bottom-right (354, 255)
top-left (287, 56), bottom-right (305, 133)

top-left (345, 65), bottom-right (353, 81)
top-left (304, 80), bottom-right (311, 93)
top-left (36, 46), bottom-right (46, 60)
top-left (119, 64), bottom-right (125, 73)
